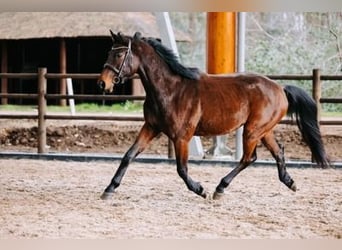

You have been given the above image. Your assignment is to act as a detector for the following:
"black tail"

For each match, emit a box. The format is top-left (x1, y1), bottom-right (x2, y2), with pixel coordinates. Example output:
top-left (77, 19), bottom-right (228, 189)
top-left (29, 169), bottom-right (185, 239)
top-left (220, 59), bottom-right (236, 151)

top-left (283, 85), bottom-right (330, 167)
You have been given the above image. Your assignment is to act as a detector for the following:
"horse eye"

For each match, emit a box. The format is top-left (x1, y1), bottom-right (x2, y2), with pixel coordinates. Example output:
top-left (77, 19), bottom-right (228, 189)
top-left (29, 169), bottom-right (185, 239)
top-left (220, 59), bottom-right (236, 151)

top-left (116, 52), bottom-right (124, 58)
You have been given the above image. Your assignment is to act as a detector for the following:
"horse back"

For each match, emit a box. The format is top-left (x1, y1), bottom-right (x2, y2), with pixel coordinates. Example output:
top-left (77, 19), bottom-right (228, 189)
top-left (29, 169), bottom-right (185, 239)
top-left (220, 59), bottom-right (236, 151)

top-left (195, 73), bottom-right (287, 136)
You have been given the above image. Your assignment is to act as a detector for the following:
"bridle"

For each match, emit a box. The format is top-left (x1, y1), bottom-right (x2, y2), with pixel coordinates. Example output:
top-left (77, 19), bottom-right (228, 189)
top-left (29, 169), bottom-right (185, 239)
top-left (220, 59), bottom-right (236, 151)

top-left (103, 39), bottom-right (132, 85)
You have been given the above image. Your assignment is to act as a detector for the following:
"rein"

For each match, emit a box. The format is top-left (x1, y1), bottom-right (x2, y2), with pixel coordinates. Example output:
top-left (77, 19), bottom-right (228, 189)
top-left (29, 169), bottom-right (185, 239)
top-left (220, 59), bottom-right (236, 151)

top-left (103, 39), bottom-right (132, 85)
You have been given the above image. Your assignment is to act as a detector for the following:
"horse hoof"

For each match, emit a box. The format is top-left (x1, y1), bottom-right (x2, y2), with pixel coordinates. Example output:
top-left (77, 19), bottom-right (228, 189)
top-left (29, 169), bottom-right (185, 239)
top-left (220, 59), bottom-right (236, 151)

top-left (100, 192), bottom-right (113, 200)
top-left (212, 191), bottom-right (224, 200)
top-left (290, 182), bottom-right (297, 192)
top-left (200, 190), bottom-right (211, 199)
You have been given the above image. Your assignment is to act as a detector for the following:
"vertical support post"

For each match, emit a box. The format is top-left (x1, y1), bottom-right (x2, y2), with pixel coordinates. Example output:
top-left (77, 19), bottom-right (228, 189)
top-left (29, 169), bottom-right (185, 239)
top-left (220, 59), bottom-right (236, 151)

top-left (235, 12), bottom-right (246, 160)
top-left (66, 78), bottom-right (76, 116)
top-left (207, 12), bottom-right (236, 73)
top-left (312, 68), bottom-right (322, 126)
top-left (312, 68), bottom-right (321, 163)
top-left (155, 12), bottom-right (176, 159)
top-left (206, 12), bottom-right (236, 159)
top-left (38, 67), bottom-right (47, 154)
top-left (155, 12), bottom-right (204, 159)
top-left (1, 41), bottom-right (8, 105)
top-left (59, 38), bottom-right (67, 106)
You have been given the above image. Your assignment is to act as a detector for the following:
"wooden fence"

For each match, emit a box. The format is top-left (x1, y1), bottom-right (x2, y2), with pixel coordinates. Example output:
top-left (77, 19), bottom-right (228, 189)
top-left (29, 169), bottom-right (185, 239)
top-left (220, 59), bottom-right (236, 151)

top-left (0, 68), bottom-right (341, 154)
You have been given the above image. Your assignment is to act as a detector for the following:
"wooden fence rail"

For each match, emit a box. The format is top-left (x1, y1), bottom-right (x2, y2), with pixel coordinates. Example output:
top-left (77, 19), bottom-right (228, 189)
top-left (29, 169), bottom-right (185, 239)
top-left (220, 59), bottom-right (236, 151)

top-left (0, 68), bottom-right (341, 154)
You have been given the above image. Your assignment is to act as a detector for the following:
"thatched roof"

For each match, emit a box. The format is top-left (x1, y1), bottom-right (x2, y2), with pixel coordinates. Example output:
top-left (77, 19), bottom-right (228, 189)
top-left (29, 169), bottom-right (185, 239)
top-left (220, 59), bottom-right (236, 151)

top-left (0, 12), bottom-right (189, 41)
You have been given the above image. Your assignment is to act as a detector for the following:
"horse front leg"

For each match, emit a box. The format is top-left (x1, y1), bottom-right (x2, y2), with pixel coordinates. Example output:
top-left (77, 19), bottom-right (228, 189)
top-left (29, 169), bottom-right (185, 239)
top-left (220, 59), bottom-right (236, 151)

top-left (101, 123), bottom-right (159, 200)
top-left (174, 139), bottom-right (208, 199)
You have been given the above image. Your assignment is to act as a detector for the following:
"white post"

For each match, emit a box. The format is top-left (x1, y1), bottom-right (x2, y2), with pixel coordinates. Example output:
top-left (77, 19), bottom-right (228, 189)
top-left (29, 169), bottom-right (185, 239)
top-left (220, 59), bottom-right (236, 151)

top-left (155, 12), bottom-right (204, 158)
top-left (235, 12), bottom-right (246, 160)
top-left (66, 78), bottom-right (75, 116)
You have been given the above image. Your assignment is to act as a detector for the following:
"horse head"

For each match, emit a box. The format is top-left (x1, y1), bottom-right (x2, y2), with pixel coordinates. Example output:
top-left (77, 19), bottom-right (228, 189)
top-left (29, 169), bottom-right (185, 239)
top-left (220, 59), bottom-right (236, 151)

top-left (97, 31), bottom-right (141, 93)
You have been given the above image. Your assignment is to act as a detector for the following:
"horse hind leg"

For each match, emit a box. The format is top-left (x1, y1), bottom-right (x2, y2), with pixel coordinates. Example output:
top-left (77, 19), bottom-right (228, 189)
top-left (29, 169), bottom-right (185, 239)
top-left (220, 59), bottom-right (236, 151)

top-left (213, 135), bottom-right (259, 200)
top-left (262, 132), bottom-right (296, 192)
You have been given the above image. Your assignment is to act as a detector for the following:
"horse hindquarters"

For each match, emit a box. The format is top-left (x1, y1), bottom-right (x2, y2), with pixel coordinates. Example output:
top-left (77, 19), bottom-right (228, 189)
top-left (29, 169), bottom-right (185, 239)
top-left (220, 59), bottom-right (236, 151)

top-left (283, 85), bottom-right (330, 168)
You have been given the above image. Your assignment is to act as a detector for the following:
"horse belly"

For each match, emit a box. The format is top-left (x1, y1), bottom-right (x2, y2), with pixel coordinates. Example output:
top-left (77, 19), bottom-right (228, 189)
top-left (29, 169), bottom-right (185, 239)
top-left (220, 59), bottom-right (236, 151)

top-left (194, 113), bottom-right (246, 136)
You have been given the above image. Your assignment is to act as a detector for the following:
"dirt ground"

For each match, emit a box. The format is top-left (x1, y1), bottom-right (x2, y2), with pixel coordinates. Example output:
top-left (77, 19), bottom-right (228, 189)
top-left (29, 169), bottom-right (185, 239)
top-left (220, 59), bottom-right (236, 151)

top-left (0, 159), bottom-right (341, 239)
top-left (0, 119), bottom-right (341, 239)
top-left (0, 118), bottom-right (341, 162)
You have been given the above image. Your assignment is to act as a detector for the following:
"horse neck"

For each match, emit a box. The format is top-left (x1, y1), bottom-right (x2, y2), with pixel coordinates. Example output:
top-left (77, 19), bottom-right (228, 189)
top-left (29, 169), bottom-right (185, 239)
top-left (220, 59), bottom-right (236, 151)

top-left (137, 58), bottom-right (178, 97)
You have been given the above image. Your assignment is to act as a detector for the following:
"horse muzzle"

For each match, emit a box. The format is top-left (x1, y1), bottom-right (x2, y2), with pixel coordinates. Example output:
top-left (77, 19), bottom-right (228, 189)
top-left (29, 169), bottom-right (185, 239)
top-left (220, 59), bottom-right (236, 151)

top-left (97, 79), bottom-right (114, 93)
top-left (97, 80), bottom-right (106, 90)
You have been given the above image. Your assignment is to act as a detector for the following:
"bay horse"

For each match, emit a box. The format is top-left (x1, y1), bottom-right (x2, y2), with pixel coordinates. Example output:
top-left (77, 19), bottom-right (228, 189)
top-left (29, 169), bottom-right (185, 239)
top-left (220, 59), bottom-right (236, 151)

top-left (97, 31), bottom-right (330, 200)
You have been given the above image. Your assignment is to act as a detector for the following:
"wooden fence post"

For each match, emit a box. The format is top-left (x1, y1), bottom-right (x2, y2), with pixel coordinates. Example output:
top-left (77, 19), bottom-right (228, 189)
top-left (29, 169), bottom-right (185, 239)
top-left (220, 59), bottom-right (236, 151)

top-left (312, 68), bottom-right (322, 125)
top-left (312, 68), bottom-right (322, 163)
top-left (206, 12), bottom-right (236, 159)
top-left (1, 41), bottom-right (8, 105)
top-left (38, 67), bottom-right (47, 153)
top-left (59, 38), bottom-right (67, 106)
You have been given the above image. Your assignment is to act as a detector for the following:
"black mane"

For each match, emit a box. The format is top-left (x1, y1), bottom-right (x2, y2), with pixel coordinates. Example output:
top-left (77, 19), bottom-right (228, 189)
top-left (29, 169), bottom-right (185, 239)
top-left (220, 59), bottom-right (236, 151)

top-left (145, 38), bottom-right (201, 80)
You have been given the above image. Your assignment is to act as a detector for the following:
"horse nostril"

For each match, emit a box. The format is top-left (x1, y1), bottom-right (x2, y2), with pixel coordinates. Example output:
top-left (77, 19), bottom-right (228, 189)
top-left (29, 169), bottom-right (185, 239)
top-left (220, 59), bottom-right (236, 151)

top-left (98, 80), bottom-right (106, 90)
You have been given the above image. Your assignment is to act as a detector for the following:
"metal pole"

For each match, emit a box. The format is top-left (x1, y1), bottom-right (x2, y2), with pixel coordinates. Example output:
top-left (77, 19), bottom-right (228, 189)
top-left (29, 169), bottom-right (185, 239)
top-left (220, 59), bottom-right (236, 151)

top-left (235, 12), bottom-right (246, 160)
top-left (155, 12), bottom-right (178, 55)
top-left (38, 67), bottom-right (47, 153)
top-left (155, 12), bottom-right (176, 159)
top-left (155, 12), bottom-right (204, 159)
top-left (66, 78), bottom-right (76, 115)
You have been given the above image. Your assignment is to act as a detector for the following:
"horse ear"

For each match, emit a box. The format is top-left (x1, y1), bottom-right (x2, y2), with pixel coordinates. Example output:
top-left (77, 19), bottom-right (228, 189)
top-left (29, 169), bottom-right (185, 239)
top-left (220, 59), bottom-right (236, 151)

top-left (110, 29), bottom-right (117, 42)
top-left (133, 32), bottom-right (142, 40)
top-left (117, 32), bottom-right (124, 38)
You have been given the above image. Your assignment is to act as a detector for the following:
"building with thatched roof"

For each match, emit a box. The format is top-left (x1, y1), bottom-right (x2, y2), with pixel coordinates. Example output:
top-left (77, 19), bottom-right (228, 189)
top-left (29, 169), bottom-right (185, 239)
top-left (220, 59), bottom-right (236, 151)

top-left (0, 12), bottom-right (189, 105)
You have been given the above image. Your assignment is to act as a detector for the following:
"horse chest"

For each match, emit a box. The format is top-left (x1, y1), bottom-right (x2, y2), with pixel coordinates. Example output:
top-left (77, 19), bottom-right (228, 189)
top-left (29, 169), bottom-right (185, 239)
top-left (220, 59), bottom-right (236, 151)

top-left (143, 96), bottom-right (200, 137)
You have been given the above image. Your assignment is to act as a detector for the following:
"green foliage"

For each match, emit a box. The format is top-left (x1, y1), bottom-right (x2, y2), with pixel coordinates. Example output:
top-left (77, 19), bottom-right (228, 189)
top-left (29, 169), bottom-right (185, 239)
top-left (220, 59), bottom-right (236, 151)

top-left (0, 101), bottom-right (143, 113)
top-left (72, 101), bottom-right (143, 113)
top-left (170, 12), bottom-right (342, 112)
top-left (245, 13), bottom-right (342, 75)
top-left (0, 104), bottom-right (35, 111)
